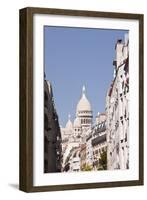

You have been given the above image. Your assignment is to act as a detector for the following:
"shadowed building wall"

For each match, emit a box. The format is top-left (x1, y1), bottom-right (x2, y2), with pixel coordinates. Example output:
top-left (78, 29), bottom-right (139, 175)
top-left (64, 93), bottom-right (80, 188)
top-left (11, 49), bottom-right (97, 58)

top-left (44, 80), bottom-right (62, 173)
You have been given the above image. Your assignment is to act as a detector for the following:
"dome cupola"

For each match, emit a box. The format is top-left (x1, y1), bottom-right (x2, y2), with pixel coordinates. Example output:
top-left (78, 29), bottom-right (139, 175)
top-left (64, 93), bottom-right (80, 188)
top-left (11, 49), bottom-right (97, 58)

top-left (73, 117), bottom-right (81, 128)
top-left (76, 86), bottom-right (92, 117)
top-left (65, 114), bottom-right (73, 130)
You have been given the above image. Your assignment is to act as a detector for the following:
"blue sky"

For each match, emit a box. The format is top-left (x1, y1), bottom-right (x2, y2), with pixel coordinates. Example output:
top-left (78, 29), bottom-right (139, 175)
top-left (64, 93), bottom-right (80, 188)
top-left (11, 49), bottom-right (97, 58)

top-left (44, 26), bottom-right (128, 127)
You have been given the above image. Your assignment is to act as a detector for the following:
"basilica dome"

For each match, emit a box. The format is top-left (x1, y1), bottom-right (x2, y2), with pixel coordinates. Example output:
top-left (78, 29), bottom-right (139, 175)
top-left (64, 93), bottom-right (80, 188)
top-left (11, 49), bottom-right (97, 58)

top-left (73, 117), bottom-right (81, 127)
top-left (76, 86), bottom-right (92, 115)
top-left (65, 114), bottom-right (73, 130)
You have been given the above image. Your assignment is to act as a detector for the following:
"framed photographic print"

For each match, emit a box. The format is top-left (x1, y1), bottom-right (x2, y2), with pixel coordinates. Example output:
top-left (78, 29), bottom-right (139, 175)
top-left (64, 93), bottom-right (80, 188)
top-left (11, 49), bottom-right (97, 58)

top-left (19, 7), bottom-right (144, 192)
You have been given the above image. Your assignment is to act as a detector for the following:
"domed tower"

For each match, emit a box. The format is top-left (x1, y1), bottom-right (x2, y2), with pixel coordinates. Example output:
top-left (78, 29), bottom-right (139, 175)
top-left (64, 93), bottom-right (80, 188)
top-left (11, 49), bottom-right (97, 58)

top-left (76, 86), bottom-right (93, 130)
top-left (65, 114), bottom-right (73, 133)
top-left (63, 114), bottom-right (74, 142)
top-left (73, 117), bottom-right (81, 137)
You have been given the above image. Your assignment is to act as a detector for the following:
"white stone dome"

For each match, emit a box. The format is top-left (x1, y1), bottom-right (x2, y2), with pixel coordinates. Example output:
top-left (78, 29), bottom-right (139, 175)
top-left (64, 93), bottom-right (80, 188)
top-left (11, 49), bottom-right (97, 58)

top-left (65, 114), bottom-right (73, 130)
top-left (73, 117), bottom-right (81, 127)
top-left (76, 86), bottom-right (92, 114)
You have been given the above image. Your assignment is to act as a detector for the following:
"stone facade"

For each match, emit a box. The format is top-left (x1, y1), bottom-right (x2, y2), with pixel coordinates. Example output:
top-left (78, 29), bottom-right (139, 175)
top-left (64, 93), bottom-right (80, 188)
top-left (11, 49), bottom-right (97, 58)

top-left (92, 113), bottom-right (107, 170)
top-left (106, 34), bottom-right (129, 170)
top-left (80, 143), bottom-right (87, 170)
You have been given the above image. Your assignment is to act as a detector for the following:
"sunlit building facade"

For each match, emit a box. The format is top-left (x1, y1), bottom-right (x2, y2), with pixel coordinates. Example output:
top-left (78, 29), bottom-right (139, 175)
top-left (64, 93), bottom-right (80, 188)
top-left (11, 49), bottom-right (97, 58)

top-left (106, 34), bottom-right (129, 170)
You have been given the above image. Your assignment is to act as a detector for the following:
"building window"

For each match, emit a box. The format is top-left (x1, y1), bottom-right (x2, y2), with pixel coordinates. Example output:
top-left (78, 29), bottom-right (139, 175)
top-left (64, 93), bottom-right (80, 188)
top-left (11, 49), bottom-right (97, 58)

top-left (124, 109), bottom-right (127, 119)
top-left (126, 160), bottom-right (129, 169)
top-left (116, 143), bottom-right (119, 154)
top-left (125, 132), bottom-right (127, 142)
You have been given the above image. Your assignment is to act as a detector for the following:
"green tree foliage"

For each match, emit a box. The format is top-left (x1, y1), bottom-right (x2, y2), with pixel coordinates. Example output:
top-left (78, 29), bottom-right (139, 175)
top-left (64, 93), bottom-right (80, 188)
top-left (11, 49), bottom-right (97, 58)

top-left (98, 149), bottom-right (107, 170)
top-left (81, 163), bottom-right (93, 171)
